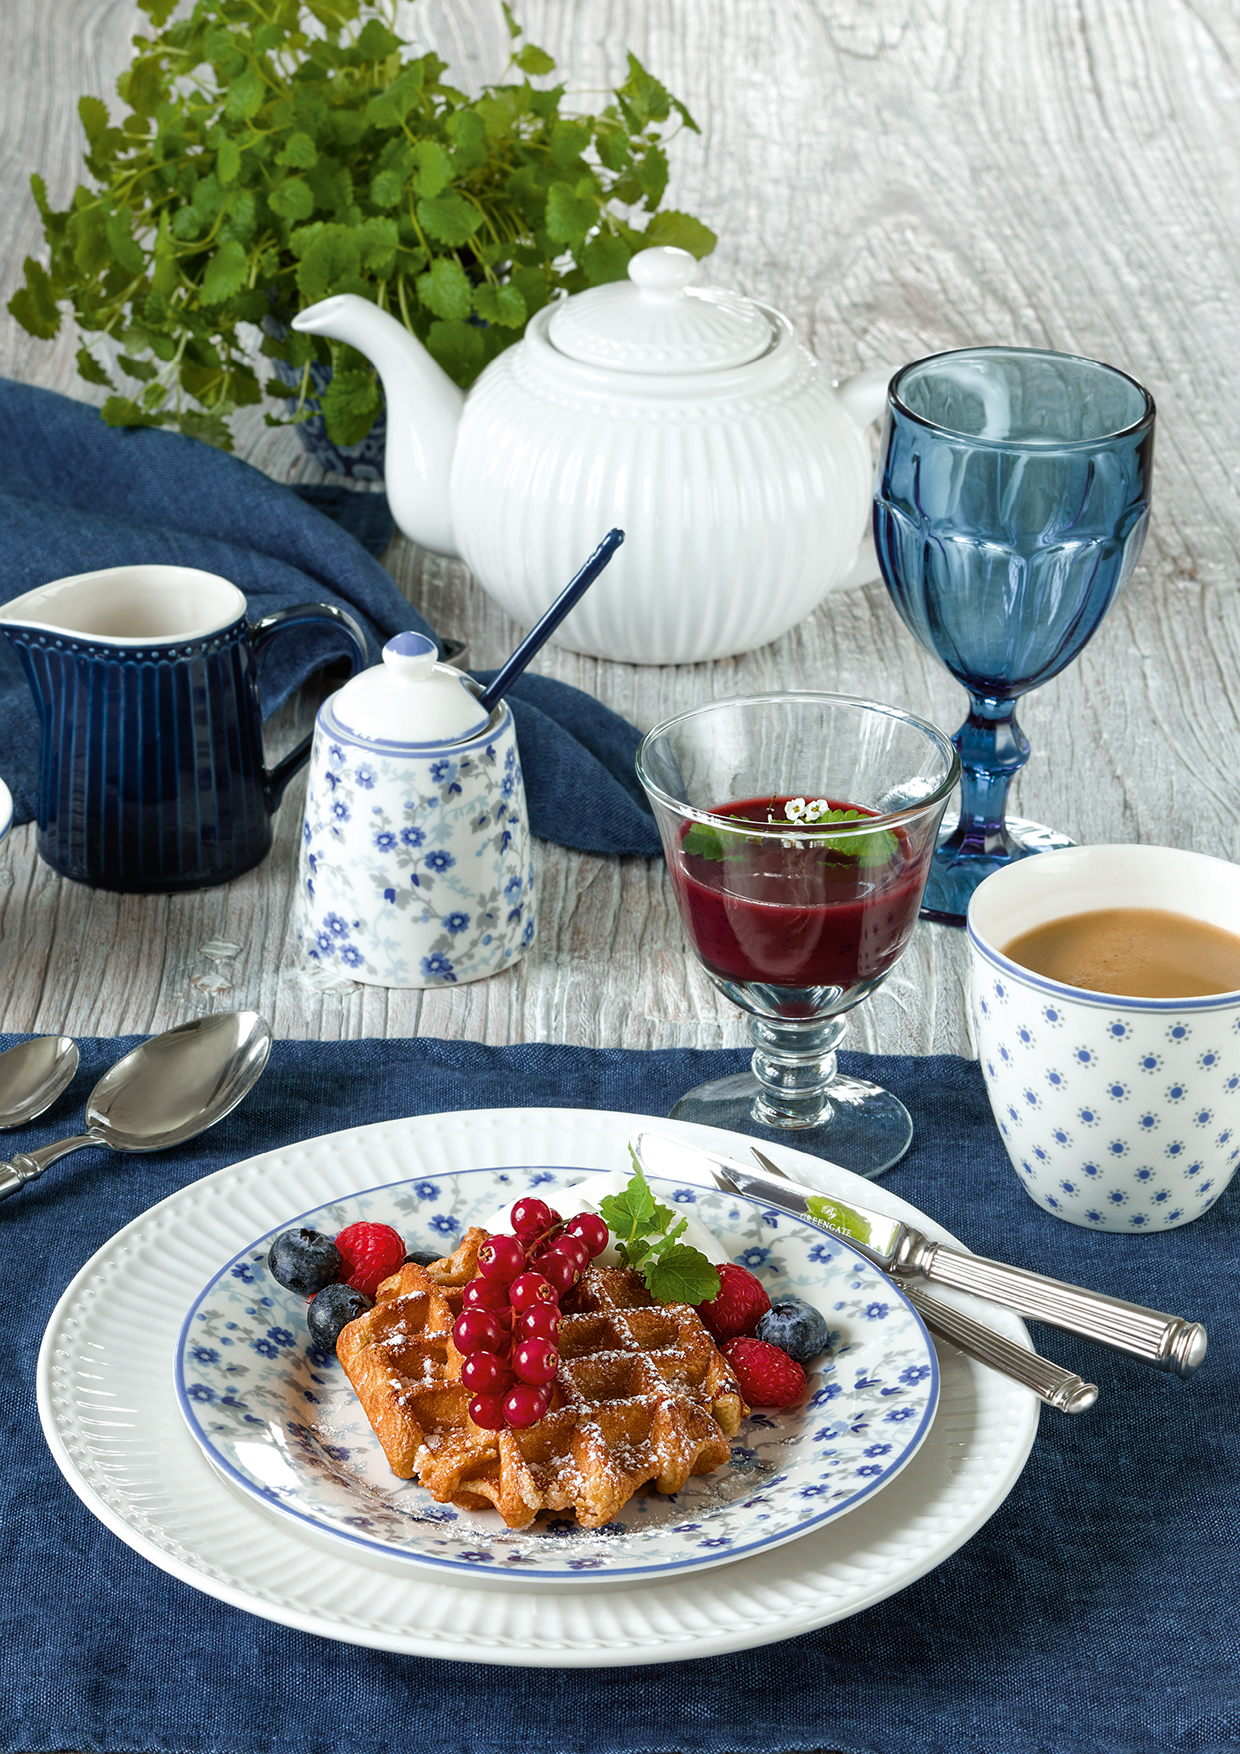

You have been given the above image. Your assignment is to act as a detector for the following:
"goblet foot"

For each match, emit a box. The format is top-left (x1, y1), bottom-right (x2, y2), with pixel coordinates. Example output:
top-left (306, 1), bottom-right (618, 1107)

top-left (668, 1070), bottom-right (912, 1180)
top-left (920, 814), bottom-right (1075, 927)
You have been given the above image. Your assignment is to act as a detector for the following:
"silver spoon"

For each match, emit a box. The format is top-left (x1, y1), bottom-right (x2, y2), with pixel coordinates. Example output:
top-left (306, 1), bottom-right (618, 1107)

top-left (0, 1010), bottom-right (272, 1202)
top-left (0, 1035), bottom-right (79, 1129)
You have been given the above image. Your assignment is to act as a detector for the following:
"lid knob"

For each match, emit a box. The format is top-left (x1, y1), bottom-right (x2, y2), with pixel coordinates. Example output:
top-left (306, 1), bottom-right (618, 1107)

top-left (382, 629), bottom-right (438, 683)
top-left (628, 246), bottom-right (699, 302)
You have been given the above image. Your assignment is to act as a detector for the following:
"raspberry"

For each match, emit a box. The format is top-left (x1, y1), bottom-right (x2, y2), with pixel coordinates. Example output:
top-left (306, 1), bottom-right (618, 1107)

top-left (723, 1337), bottom-right (806, 1409)
top-left (334, 1222), bottom-right (406, 1299)
top-left (697, 1262), bottom-right (771, 1343)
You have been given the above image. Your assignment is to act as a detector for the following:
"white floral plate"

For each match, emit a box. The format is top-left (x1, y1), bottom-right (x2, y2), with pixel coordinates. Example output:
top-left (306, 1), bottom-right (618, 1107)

top-left (173, 1168), bottom-right (939, 1585)
top-left (37, 1109), bottom-right (1040, 1664)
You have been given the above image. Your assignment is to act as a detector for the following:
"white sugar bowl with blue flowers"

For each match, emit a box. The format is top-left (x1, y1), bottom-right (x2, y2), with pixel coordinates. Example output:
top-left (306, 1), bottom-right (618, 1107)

top-left (294, 632), bottom-right (535, 987)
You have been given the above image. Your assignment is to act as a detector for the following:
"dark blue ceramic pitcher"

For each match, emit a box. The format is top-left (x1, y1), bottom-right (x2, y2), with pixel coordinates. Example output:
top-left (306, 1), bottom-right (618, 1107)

top-left (0, 564), bottom-right (367, 893)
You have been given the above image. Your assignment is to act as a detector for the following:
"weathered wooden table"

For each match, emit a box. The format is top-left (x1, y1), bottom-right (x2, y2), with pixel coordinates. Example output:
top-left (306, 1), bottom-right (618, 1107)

top-left (1, 0), bottom-right (1237, 1059)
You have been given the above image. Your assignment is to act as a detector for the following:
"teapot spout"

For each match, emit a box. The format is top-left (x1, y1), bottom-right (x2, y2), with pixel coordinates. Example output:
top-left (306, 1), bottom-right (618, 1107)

top-left (291, 294), bottom-right (464, 557)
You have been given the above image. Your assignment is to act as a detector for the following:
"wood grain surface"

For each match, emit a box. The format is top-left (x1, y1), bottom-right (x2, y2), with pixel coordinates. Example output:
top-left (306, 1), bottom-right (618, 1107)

top-left (1, 0), bottom-right (1238, 1058)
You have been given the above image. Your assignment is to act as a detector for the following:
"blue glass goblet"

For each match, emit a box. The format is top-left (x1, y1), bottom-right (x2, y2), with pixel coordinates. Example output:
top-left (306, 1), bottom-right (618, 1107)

top-left (874, 346), bottom-right (1155, 925)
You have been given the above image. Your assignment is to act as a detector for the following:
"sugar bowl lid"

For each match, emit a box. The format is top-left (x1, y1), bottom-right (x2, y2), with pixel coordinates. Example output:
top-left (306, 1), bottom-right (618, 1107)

top-left (330, 631), bottom-right (490, 747)
top-left (546, 245), bottom-right (775, 374)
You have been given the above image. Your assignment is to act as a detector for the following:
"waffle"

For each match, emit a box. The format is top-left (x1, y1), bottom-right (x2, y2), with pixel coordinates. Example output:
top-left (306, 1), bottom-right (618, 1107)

top-left (336, 1226), bottom-right (748, 1529)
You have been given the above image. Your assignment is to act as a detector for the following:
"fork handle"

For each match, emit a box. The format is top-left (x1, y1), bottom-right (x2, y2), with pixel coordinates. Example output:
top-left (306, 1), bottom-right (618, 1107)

top-left (902, 1285), bottom-right (1098, 1413)
top-left (892, 1233), bottom-right (1207, 1377)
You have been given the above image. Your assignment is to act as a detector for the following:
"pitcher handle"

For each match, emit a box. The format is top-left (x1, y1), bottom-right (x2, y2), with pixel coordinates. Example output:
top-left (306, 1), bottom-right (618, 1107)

top-left (249, 602), bottom-right (369, 808)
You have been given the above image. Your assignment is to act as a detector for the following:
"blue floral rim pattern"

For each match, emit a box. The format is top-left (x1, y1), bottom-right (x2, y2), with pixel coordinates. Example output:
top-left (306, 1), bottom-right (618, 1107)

top-left (174, 1167), bottom-right (939, 1584)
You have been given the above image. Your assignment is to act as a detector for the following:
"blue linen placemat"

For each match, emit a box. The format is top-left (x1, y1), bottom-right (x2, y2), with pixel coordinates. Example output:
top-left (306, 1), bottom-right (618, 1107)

top-left (3, 1038), bottom-right (1236, 1754)
top-left (0, 380), bottom-right (661, 857)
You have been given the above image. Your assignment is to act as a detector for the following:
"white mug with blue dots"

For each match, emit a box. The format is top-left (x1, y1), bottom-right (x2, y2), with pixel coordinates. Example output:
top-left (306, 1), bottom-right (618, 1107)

top-left (967, 845), bottom-right (1240, 1231)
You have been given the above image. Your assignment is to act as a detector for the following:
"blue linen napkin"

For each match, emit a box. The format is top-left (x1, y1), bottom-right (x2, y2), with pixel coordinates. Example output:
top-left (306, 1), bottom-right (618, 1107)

top-left (0, 380), bottom-right (661, 857)
top-left (2, 1037), bottom-right (1234, 1754)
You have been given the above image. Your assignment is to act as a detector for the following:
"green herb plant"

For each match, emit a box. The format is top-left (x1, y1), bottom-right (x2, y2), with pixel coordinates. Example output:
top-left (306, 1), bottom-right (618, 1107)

top-left (596, 1155), bottom-right (721, 1306)
top-left (8, 0), bottom-right (715, 451)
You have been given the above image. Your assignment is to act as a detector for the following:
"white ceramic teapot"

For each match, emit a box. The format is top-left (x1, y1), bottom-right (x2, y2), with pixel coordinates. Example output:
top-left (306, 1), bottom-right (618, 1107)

top-left (292, 248), bottom-right (890, 665)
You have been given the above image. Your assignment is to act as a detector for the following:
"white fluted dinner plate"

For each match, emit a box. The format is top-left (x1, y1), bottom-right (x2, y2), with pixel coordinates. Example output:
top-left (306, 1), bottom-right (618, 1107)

top-left (38, 1109), bottom-right (1039, 1664)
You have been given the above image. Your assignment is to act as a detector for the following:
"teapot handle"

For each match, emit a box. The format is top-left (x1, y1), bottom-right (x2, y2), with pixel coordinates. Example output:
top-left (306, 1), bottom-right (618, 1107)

top-left (836, 366), bottom-right (893, 431)
top-left (249, 602), bottom-right (369, 808)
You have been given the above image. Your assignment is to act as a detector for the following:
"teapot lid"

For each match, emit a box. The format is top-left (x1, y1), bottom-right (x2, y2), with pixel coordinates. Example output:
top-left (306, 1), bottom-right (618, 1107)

top-left (330, 632), bottom-right (490, 747)
top-left (547, 246), bottom-right (774, 373)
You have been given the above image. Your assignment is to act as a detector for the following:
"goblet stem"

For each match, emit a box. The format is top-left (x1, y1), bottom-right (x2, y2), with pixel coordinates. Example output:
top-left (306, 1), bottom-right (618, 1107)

top-left (748, 1015), bottom-right (848, 1130)
top-left (940, 694), bottom-right (1031, 859)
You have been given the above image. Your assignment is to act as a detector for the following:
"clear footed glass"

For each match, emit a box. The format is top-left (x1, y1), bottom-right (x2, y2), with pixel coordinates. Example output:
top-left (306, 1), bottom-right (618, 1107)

top-left (637, 693), bottom-right (958, 1179)
top-left (874, 347), bottom-right (1155, 926)
top-left (670, 1017), bottom-right (914, 1180)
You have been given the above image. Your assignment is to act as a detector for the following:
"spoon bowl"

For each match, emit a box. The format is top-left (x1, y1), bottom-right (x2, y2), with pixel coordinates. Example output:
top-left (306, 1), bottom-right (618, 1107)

top-left (0, 1035), bottom-right (79, 1129)
top-left (85, 1012), bottom-right (271, 1151)
top-left (0, 1010), bottom-right (272, 1202)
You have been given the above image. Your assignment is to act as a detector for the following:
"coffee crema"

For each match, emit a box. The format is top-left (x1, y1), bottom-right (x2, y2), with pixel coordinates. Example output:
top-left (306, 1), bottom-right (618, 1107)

top-left (1001, 907), bottom-right (1240, 999)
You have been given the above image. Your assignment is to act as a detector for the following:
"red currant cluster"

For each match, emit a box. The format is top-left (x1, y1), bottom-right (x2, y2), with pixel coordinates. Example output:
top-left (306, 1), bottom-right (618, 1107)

top-left (453, 1197), bottom-right (609, 1430)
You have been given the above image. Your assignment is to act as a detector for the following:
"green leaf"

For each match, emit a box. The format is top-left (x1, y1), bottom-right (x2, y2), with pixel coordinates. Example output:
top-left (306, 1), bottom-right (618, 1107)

top-left (294, 223), bottom-right (360, 299)
top-left (645, 1246), bottom-right (720, 1307)
top-left (69, 205), bottom-right (111, 275)
top-left (412, 140), bottom-right (453, 199)
top-left (598, 1162), bottom-right (665, 1252)
top-left (137, 0), bottom-right (179, 25)
top-left (550, 119), bottom-right (591, 167)
top-left (416, 255), bottom-right (472, 319)
top-left (581, 233), bottom-right (631, 285)
top-left (100, 394), bottom-right (169, 429)
top-left (75, 347), bottom-right (112, 387)
top-left (416, 191), bottom-right (481, 246)
top-left (545, 179), bottom-right (599, 246)
top-left (122, 56), bottom-right (166, 119)
top-left (355, 18), bottom-right (402, 60)
top-left (618, 52), bottom-right (671, 127)
top-left (514, 43), bottom-right (555, 75)
top-left (321, 367), bottom-right (380, 446)
top-left (270, 177), bottom-right (315, 221)
top-left (501, 2), bottom-right (521, 39)
top-left (636, 144), bottom-right (668, 208)
top-left (225, 66), bottom-right (265, 122)
top-left (140, 381), bottom-right (168, 412)
top-left (180, 359), bottom-right (225, 399)
top-left (445, 109), bottom-right (487, 169)
top-left (179, 408), bottom-right (234, 450)
top-left (217, 137), bottom-right (241, 184)
top-left (471, 282), bottom-right (527, 328)
top-left (200, 238), bottom-right (249, 304)
top-left (230, 363), bottom-right (262, 407)
top-left (369, 168), bottom-right (404, 208)
top-left (118, 353), bottom-right (157, 382)
top-left (79, 96), bottom-right (110, 143)
top-left (277, 131), bottom-right (318, 169)
top-left (8, 259), bottom-right (61, 339)
top-left (643, 209), bottom-right (717, 259)
top-left (171, 205), bottom-right (203, 241)
top-left (357, 216), bottom-right (398, 274)
top-left (425, 318), bottom-right (484, 386)
top-left (105, 210), bottom-right (146, 276)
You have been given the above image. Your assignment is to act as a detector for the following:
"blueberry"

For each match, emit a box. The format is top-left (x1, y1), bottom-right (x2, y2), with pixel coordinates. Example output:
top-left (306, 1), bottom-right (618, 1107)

top-left (267, 1227), bottom-right (343, 1296)
top-left (404, 1248), bottom-right (441, 1267)
top-left (756, 1296), bottom-right (831, 1363)
top-left (307, 1282), bottom-right (373, 1350)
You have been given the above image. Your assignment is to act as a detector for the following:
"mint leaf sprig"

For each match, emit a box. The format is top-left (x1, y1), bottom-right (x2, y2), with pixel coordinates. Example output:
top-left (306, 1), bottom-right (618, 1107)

top-left (682, 803), bottom-right (898, 869)
top-left (597, 1154), bottom-right (721, 1306)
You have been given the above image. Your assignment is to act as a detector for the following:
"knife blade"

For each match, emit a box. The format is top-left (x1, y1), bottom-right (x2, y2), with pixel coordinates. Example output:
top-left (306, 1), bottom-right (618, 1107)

top-left (630, 1130), bottom-right (1207, 1377)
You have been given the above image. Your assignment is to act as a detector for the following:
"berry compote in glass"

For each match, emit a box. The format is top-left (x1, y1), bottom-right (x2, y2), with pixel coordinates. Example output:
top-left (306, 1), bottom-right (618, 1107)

top-left (637, 695), bottom-right (958, 1178)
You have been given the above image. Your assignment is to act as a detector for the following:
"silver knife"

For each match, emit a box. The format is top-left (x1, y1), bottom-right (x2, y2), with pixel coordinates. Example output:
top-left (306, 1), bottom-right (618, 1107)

top-left (631, 1131), bottom-right (1207, 1377)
